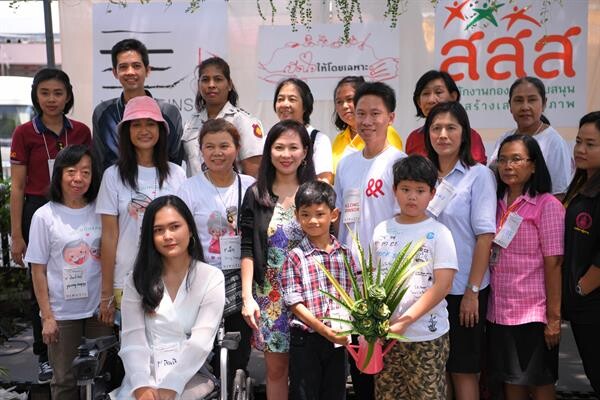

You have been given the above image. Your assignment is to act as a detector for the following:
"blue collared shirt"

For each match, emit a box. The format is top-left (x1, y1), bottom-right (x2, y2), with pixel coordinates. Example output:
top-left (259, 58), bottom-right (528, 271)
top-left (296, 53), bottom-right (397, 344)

top-left (430, 161), bottom-right (497, 295)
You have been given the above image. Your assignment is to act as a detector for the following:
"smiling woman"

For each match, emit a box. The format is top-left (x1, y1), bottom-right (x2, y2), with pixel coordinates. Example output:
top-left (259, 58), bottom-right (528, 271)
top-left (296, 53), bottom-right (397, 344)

top-left (24, 145), bottom-right (112, 399)
top-left (95, 96), bottom-right (186, 326)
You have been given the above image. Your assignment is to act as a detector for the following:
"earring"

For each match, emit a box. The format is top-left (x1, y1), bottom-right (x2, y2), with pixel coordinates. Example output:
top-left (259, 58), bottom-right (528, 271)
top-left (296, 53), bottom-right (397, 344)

top-left (301, 158), bottom-right (307, 167)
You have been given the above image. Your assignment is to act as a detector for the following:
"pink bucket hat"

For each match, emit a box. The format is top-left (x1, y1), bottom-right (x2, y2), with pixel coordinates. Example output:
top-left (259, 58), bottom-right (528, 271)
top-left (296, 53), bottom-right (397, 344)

top-left (117, 96), bottom-right (170, 136)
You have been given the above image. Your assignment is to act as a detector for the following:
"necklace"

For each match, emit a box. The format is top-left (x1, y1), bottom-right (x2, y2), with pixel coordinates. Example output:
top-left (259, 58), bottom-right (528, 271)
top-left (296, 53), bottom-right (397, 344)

top-left (363, 143), bottom-right (390, 159)
top-left (517, 121), bottom-right (544, 136)
top-left (205, 170), bottom-right (237, 224)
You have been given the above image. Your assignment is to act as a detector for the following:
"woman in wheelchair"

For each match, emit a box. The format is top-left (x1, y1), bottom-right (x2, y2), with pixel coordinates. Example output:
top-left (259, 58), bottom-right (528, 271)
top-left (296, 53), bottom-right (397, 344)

top-left (111, 195), bottom-right (225, 400)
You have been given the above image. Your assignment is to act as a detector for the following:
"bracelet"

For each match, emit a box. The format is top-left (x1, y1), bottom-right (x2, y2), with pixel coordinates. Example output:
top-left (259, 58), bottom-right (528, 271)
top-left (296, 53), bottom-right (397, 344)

top-left (101, 295), bottom-right (115, 308)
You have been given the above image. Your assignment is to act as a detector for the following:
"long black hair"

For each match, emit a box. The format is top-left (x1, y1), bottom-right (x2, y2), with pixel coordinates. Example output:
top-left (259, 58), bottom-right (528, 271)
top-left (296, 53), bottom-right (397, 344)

top-left (253, 119), bottom-right (316, 207)
top-left (495, 134), bottom-right (552, 199)
top-left (117, 120), bottom-right (170, 190)
top-left (48, 145), bottom-right (101, 204)
top-left (133, 195), bottom-right (204, 313)
top-left (564, 111), bottom-right (600, 204)
top-left (424, 102), bottom-right (475, 170)
top-left (195, 57), bottom-right (239, 112)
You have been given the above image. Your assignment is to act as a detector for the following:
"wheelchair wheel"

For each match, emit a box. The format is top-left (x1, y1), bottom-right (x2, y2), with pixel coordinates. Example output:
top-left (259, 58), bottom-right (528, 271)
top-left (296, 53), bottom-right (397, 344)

top-left (232, 369), bottom-right (246, 400)
top-left (244, 376), bottom-right (254, 400)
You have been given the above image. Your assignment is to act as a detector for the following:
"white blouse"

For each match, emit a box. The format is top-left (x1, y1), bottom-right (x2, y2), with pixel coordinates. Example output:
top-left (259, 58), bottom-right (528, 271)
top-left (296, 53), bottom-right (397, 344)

top-left (112, 261), bottom-right (224, 398)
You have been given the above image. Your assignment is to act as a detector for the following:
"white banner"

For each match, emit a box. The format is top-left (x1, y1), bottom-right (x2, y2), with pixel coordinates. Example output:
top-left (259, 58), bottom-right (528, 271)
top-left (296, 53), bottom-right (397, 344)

top-left (92, 1), bottom-right (228, 123)
top-left (434, 0), bottom-right (587, 128)
top-left (257, 23), bottom-right (401, 100)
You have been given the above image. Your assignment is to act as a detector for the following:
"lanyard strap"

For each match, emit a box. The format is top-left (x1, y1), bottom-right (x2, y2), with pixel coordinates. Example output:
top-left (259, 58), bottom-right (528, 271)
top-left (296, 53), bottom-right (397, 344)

top-left (497, 197), bottom-right (526, 232)
top-left (41, 130), bottom-right (69, 161)
top-left (235, 173), bottom-right (242, 235)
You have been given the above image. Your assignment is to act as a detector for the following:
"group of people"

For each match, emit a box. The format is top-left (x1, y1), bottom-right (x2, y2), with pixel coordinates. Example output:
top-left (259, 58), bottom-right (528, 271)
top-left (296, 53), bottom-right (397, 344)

top-left (7, 36), bottom-right (600, 400)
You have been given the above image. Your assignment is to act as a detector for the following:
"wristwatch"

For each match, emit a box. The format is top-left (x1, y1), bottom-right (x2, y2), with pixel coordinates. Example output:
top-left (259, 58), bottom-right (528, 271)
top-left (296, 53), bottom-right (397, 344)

top-left (466, 283), bottom-right (480, 293)
top-left (576, 282), bottom-right (585, 296)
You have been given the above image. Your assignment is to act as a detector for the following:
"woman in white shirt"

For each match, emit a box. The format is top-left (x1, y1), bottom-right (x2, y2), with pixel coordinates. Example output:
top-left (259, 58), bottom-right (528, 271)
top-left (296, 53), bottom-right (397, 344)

top-left (273, 78), bottom-right (333, 183)
top-left (111, 195), bottom-right (225, 400)
top-left (488, 76), bottom-right (574, 196)
top-left (177, 118), bottom-right (255, 389)
top-left (26, 145), bottom-right (112, 400)
top-left (97, 96), bottom-right (186, 325)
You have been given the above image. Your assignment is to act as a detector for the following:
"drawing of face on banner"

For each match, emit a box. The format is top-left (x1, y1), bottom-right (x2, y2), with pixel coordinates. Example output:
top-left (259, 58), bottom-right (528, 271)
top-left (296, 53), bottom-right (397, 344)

top-left (434, 0), bottom-right (587, 129)
top-left (257, 23), bottom-right (401, 100)
top-left (92, 1), bottom-right (228, 123)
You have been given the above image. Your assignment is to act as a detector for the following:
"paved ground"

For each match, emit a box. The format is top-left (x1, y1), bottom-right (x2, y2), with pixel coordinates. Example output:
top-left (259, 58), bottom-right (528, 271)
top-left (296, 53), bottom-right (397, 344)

top-left (0, 323), bottom-right (596, 398)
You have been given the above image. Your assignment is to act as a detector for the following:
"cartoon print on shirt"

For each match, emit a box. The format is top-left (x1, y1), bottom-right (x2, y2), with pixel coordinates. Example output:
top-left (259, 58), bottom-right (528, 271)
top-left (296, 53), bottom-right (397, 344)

top-left (90, 237), bottom-right (101, 261)
top-left (128, 191), bottom-right (153, 220)
top-left (63, 239), bottom-right (90, 266)
top-left (207, 211), bottom-right (233, 254)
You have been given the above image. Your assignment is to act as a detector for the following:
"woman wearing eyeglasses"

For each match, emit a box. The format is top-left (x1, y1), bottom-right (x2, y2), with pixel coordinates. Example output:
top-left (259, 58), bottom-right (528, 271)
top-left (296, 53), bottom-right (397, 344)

top-left (9, 68), bottom-right (91, 383)
top-left (96, 96), bottom-right (186, 326)
top-left (487, 134), bottom-right (563, 400)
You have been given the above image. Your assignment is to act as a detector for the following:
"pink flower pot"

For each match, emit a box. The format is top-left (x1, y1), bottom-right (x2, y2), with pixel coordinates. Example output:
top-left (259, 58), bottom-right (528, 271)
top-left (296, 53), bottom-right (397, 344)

top-left (346, 336), bottom-right (396, 374)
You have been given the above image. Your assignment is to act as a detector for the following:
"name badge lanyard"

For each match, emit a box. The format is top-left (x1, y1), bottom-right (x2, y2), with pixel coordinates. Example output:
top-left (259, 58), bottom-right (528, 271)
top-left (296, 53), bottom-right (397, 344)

top-left (42, 129), bottom-right (68, 178)
top-left (496, 198), bottom-right (526, 234)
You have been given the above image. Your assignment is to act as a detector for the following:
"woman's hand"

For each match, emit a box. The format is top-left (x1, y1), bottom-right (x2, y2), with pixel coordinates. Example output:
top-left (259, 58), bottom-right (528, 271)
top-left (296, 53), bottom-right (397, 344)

top-left (10, 236), bottom-right (26, 267)
top-left (134, 387), bottom-right (159, 400)
top-left (241, 298), bottom-right (260, 331)
top-left (41, 316), bottom-right (59, 345)
top-left (99, 296), bottom-right (115, 326)
top-left (544, 318), bottom-right (561, 349)
top-left (459, 292), bottom-right (479, 328)
top-left (157, 388), bottom-right (177, 400)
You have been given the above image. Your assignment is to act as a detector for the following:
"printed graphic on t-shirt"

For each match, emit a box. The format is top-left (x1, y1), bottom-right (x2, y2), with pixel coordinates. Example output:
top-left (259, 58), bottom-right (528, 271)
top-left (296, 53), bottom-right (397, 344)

top-left (207, 209), bottom-right (237, 257)
top-left (128, 190), bottom-right (154, 220)
top-left (62, 239), bottom-right (90, 267)
top-left (90, 237), bottom-right (101, 261)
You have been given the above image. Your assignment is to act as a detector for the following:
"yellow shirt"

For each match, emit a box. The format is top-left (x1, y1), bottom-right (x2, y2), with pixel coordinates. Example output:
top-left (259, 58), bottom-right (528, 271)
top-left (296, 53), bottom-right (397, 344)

top-left (331, 125), bottom-right (403, 174)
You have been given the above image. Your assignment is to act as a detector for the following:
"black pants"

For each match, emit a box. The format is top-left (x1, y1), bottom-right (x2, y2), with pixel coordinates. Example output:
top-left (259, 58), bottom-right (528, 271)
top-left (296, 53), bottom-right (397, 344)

top-left (349, 334), bottom-right (374, 400)
top-left (23, 195), bottom-right (48, 362)
top-left (570, 321), bottom-right (600, 395)
top-left (289, 328), bottom-right (347, 400)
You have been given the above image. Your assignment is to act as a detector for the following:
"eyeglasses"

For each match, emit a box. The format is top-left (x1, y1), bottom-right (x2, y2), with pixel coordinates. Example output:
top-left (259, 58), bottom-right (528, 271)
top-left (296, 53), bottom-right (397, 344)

top-left (497, 157), bottom-right (532, 166)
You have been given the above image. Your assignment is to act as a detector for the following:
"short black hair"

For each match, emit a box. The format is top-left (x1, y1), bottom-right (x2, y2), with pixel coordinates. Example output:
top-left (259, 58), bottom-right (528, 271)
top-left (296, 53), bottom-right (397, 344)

top-left (392, 155), bottom-right (437, 190)
top-left (195, 56), bottom-right (239, 112)
top-left (413, 70), bottom-right (460, 118)
top-left (111, 38), bottom-right (149, 69)
top-left (49, 145), bottom-right (101, 204)
top-left (295, 180), bottom-right (336, 210)
top-left (354, 81), bottom-right (396, 113)
top-left (496, 134), bottom-right (552, 199)
top-left (509, 76), bottom-right (550, 125)
top-left (31, 68), bottom-right (74, 116)
top-left (273, 78), bottom-right (314, 125)
top-left (333, 76), bottom-right (365, 130)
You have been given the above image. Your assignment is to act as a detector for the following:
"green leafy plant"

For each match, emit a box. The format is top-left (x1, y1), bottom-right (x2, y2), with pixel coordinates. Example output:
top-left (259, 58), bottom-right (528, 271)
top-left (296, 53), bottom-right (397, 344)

top-left (316, 232), bottom-right (425, 369)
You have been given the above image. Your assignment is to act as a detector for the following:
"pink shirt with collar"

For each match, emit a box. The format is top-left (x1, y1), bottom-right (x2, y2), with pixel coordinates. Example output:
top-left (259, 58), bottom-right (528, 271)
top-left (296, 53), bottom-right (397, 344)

top-left (487, 192), bottom-right (564, 325)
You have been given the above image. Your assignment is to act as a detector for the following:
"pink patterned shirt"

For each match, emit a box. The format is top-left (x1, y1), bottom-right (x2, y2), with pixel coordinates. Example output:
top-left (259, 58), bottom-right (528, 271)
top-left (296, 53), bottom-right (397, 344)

top-left (487, 193), bottom-right (565, 325)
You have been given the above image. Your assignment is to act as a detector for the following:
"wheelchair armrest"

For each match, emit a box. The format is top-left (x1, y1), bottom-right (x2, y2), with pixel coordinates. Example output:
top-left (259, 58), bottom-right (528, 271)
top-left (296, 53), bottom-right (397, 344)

top-left (221, 331), bottom-right (241, 351)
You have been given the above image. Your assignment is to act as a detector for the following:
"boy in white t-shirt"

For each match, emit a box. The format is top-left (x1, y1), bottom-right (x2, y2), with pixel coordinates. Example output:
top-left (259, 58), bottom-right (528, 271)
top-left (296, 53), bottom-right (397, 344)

top-left (372, 155), bottom-right (458, 400)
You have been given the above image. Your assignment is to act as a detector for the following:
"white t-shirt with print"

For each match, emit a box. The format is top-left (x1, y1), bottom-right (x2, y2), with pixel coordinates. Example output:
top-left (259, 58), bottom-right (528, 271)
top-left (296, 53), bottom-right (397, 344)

top-left (488, 126), bottom-right (574, 194)
top-left (372, 217), bottom-right (458, 342)
top-left (307, 126), bottom-right (333, 176)
top-left (96, 163), bottom-right (186, 289)
top-left (334, 146), bottom-right (406, 263)
top-left (177, 172), bottom-right (255, 268)
top-left (25, 202), bottom-right (102, 321)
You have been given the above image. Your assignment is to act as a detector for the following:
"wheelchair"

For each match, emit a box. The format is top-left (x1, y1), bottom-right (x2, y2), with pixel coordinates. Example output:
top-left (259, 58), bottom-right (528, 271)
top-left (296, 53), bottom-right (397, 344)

top-left (71, 322), bottom-right (254, 400)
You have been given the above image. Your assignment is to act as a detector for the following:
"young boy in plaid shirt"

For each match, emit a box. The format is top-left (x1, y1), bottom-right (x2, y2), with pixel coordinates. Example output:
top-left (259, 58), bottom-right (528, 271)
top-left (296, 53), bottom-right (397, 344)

top-left (281, 180), bottom-right (357, 400)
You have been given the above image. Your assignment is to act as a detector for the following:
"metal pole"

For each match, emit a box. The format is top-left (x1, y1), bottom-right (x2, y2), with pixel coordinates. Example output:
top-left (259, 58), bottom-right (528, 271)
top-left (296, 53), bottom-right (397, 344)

top-left (43, 0), bottom-right (55, 68)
